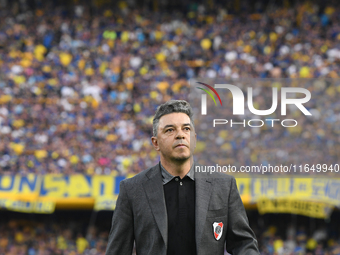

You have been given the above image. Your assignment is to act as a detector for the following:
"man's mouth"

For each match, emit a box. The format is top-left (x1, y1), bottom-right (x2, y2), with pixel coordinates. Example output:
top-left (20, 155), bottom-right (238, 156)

top-left (175, 144), bottom-right (187, 148)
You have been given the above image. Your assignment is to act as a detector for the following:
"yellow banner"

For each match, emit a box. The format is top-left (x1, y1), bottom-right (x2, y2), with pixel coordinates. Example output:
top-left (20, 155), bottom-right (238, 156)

top-left (94, 196), bottom-right (118, 211)
top-left (0, 175), bottom-right (339, 214)
top-left (0, 174), bottom-right (123, 198)
top-left (0, 198), bottom-right (55, 214)
top-left (0, 174), bottom-right (123, 213)
top-left (243, 178), bottom-right (340, 207)
top-left (257, 198), bottom-right (334, 219)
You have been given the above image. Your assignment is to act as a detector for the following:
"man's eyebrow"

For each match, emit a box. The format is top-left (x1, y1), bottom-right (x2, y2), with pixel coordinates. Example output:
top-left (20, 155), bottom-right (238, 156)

top-left (182, 123), bottom-right (191, 127)
top-left (162, 123), bottom-right (192, 129)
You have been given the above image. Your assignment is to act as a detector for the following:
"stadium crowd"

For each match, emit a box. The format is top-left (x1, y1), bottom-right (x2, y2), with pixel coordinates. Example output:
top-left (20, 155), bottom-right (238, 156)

top-left (0, 1), bottom-right (339, 255)
top-left (0, 0), bottom-right (340, 176)
top-left (0, 217), bottom-right (108, 255)
top-left (0, 212), bottom-right (340, 255)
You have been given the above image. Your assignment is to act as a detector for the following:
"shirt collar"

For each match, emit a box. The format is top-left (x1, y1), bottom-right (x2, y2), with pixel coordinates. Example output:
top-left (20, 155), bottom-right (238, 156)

top-left (160, 161), bottom-right (195, 185)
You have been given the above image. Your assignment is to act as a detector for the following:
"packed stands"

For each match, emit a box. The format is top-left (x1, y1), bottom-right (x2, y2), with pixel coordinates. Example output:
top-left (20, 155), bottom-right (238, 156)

top-left (0, 0), bottom-right (340, 175)
top-left (0, 210), bottom-right (340, 255)
top-left (0, 0), bottom-right (339, 254)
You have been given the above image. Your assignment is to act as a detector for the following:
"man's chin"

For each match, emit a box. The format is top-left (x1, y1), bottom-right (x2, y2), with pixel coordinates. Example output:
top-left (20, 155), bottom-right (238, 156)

top-left (171, 155), bottom-right (191, 162)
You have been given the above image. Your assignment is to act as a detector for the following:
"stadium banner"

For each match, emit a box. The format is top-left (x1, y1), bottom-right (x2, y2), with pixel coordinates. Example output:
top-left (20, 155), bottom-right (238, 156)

top-left (0, 198), bottom-right (55, 214)
top-left (256, 198), bottom-right (334, 219)
top-left (0, 175), bottom-right (339, 214)
top-left (0, 174), bottom-right (125, 213)
top-left (249, 178), bottom-right (340, 206)
top-left (94, 195), bottom-right (119, 211)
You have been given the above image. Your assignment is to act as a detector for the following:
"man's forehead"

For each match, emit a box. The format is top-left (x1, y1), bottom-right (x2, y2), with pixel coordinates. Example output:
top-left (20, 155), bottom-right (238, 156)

top-left (158, 112), bottom-right (191, 126)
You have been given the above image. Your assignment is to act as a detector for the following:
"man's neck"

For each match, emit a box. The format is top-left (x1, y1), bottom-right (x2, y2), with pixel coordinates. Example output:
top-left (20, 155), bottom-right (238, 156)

top-left (160, 158), bottom-right (193, 179)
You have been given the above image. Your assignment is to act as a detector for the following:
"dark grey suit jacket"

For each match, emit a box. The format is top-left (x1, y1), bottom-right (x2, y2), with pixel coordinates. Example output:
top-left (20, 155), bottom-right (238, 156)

top-left (106, 162), bottom-right (260, 255)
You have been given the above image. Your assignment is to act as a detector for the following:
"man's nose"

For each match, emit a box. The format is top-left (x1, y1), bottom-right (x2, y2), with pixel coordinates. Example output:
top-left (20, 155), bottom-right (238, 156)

top-left (175, 129), bottom-right (185, 139)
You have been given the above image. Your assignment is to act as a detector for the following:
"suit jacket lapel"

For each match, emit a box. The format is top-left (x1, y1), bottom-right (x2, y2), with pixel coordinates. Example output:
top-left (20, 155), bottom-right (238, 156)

top-left (195, 172), bottom-right (213, 251)
top-left (143, 163), bottom-right (168, 248)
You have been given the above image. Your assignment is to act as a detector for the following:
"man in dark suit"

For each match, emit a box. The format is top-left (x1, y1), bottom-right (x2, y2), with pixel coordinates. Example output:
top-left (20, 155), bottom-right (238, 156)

top-left (106, 100), bottom-right (260, 255)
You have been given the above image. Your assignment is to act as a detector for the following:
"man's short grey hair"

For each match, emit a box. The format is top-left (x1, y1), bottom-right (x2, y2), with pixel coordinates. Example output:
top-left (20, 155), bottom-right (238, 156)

top-left (152, 100), bottom-right (195, 137)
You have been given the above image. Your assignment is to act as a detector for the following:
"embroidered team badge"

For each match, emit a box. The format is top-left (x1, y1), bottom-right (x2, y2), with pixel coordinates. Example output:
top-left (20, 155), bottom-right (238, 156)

top-left (213, 222), bottom-right (223, 240)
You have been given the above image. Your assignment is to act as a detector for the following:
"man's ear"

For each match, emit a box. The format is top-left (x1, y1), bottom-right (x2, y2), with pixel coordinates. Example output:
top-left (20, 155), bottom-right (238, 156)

top-left (151, 137), bottom-right (160, 151)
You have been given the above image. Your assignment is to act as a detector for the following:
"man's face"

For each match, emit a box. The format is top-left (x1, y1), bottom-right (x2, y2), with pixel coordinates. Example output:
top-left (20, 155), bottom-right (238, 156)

top-left (151, 112), bottom-right (197, 163)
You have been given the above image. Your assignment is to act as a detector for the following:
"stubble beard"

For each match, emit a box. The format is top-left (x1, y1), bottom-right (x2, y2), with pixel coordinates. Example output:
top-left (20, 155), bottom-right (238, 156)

top-left (169, 150), bottom-right (192, 163)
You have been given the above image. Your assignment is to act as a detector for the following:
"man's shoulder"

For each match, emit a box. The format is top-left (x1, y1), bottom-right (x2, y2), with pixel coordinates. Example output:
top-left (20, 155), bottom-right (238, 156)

top-left (121, 163), bottom-right (160, 187)
top-left (209, 172), bottom-right (235, 187)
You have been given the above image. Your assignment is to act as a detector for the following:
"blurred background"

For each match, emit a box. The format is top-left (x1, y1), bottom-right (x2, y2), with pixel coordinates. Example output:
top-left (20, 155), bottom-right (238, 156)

top-left (0, 0), bottom-right (339, 254)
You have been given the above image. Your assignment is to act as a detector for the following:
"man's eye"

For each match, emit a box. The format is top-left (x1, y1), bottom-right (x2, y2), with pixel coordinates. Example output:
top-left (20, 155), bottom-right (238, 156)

top-left (166, 129), bottom-right (173, 132)
top-left (185, 127), bottom-right (190, 130)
